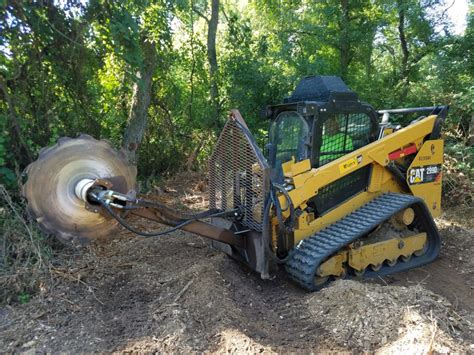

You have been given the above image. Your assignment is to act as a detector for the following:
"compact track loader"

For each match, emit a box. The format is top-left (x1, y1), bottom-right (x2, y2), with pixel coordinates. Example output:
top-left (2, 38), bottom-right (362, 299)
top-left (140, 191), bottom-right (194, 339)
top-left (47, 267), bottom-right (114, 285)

top-left (23, 76), bottom-right (448, 290)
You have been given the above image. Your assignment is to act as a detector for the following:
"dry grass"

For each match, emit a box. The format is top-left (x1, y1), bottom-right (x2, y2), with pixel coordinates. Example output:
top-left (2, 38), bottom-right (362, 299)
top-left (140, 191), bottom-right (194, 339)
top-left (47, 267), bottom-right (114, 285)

top-left (0, 185), bottom-right (55, 304)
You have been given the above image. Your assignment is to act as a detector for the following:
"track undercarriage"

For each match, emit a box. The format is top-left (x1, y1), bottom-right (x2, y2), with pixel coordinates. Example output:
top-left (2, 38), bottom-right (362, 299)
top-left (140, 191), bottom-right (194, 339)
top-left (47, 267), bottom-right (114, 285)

top-left (285, 193), bottom-right (441, 290)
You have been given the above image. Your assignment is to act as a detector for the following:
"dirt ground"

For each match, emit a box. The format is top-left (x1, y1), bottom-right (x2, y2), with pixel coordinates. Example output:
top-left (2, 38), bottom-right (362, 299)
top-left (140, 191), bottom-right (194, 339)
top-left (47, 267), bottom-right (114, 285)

top-left (1, 172), bottom-right (473, 353)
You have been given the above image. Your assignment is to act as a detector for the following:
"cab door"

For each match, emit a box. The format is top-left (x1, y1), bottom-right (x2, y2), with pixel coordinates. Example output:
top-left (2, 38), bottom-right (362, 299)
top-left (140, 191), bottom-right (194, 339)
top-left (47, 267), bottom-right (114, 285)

top-left (268, 111), bottom-right (310, 182)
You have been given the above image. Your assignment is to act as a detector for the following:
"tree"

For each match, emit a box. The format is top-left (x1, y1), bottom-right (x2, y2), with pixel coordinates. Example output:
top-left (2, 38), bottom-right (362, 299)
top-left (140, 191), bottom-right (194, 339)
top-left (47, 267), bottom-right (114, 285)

top-left (384, 0), bottom-right (451, 101)
top-left (92, 0), bottom-right (173, 164)
top-left (194, 0), bottom-right (221, 129)
top-left (122, 39), bottom-right (158, 164)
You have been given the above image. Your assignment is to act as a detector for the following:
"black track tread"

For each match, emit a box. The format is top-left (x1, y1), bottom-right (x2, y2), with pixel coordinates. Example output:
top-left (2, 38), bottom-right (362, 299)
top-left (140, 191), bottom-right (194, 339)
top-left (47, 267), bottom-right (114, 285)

top-left (285, 193), bottom-right (441, 291)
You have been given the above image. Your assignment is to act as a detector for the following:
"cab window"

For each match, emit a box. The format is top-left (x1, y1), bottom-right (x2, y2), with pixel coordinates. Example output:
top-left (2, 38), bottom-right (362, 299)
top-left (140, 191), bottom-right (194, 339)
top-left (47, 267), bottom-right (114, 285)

top-left (319, 113), bottom-right (372, 166)
top-left (269, 111), bottom-right (309, 169)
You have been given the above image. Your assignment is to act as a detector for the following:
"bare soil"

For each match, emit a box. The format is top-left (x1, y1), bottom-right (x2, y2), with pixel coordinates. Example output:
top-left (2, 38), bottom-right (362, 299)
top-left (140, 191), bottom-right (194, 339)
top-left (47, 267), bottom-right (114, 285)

top-left (1, 172), bottom-right (473, 353)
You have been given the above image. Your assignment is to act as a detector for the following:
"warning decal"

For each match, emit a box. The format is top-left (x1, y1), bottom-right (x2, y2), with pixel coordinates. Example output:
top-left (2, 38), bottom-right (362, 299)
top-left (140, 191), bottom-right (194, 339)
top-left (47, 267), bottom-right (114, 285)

top-left (407, 164), bottom-right (442, 185)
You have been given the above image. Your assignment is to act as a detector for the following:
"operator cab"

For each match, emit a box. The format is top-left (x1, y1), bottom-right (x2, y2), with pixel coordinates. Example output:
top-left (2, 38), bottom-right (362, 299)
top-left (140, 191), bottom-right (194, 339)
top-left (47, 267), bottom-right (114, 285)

top-left (266, 76), bottom-right (379, 180)
top-left (266, 76), bottom-right (379, 214)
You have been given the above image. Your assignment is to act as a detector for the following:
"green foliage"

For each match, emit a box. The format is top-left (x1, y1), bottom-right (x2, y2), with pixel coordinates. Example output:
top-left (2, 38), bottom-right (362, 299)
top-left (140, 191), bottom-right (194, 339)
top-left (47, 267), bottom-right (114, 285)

top-left (0, 119), bottom-right (16, 189)
top-left (0, 0), bottom-right (472, 187)
top-left (443, 132), bottom-right (473, 207)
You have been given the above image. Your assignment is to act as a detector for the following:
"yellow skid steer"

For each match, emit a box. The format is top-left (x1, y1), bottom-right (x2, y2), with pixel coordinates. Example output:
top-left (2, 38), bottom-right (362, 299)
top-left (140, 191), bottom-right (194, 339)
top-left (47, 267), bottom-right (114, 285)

top-left (23, 76), bottom-right (448, 290)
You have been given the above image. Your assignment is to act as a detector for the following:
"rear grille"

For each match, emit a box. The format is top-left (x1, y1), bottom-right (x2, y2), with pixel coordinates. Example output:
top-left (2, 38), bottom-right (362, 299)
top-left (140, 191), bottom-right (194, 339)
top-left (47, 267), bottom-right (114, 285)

top-left (209, 112), bottom-right (269, 232)
top-left (311, 166), bottom-right (371, 215)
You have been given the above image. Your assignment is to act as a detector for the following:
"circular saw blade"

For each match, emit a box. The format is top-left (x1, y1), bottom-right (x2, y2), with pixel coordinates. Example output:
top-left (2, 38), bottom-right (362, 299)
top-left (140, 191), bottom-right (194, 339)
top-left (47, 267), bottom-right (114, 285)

top-left (22, 134), bottom-right (137, 244)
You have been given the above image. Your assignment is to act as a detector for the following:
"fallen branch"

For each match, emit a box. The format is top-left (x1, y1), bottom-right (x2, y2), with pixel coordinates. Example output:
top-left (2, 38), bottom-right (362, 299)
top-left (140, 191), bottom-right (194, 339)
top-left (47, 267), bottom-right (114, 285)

top-left (427, 310), bottom-right (438, 354)
top-left (173, 279), bottom-right (193, 303)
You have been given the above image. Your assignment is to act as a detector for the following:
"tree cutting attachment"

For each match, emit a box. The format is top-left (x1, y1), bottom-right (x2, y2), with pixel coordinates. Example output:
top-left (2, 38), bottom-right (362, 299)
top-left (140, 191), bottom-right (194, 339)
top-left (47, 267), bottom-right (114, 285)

top-left (22, 134), bottom-right (137, 244)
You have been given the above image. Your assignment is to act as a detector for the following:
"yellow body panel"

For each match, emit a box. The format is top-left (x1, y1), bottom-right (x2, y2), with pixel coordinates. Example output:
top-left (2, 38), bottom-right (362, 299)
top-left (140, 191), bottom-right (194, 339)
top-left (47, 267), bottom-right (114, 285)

top-left (407, 140), bottom-right (444, 217)
top-left (282, 158), bottom-right (311, 178)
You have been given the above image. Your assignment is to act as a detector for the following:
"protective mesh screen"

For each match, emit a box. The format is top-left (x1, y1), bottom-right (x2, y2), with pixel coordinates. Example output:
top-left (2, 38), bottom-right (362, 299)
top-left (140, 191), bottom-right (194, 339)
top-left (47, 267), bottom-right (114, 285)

top-left (209, 119), bottom-right (269, 232)
top-left (320, 113), bottom-right (372, 166)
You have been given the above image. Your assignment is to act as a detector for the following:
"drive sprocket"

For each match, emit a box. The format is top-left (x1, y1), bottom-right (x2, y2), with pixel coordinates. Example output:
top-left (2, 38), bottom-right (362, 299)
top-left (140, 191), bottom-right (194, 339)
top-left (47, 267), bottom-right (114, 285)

top-left (22, 135), bottom-right (137, 244)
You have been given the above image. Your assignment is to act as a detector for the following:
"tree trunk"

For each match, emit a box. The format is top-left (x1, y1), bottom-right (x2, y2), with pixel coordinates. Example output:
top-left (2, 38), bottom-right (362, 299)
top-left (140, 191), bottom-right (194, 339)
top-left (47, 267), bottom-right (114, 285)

top-left (0, 75), bottom-right (33, 164)
top-left (469, 114), bottom-right (474, 147)
top-left (207, 0), bottom-right (220, 127)
top-left (397, 0), bottom-right (410, 98)
top-left (365, 27), bottom-right (377, 78)
top-left (185, 136), bottom-right (205, 171)
top-left (339, 0), bottom-right (351, 81)
top-left (122, 40), bottom-right (157, 164)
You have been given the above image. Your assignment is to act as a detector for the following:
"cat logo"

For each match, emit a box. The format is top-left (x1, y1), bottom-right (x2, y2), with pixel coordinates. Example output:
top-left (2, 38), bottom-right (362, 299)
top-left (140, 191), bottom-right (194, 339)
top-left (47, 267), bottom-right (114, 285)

top-left (407, 164), bottom-right (442, 185)
top-left (409, 167), bottom-right (425, 184)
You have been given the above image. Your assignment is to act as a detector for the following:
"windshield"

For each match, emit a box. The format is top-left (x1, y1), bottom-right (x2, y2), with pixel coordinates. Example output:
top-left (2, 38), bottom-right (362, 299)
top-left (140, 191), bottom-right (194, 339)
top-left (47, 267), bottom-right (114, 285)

top-left (269, 111), bottom-right (309, 170)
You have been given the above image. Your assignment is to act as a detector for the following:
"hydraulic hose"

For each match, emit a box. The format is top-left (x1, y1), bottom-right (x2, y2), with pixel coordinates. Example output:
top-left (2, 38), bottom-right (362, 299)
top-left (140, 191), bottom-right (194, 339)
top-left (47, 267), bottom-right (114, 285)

top-left (270, 183), bottom-right (295, 233)
top-left (267, 182), bottom-right (296, 264)
top-left (99, 199), bottom-right (238, 238)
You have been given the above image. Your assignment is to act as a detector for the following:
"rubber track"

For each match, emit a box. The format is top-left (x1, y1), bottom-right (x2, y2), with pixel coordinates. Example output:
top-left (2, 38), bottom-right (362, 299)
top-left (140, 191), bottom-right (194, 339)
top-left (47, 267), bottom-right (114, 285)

top-left (285, 193), bottom-right (441, 291)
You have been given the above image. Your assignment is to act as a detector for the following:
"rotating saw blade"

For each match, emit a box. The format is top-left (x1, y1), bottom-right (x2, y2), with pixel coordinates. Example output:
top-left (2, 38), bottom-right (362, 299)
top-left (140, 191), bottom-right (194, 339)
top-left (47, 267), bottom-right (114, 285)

top-left (22, 134), bottom-right (137, 244)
